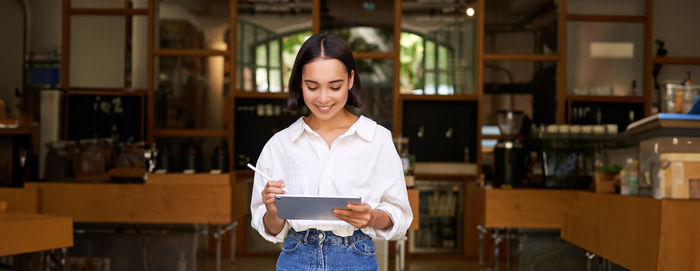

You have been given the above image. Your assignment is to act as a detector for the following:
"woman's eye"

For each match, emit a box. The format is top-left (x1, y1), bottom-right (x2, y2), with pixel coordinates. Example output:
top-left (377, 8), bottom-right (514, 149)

top-left (307, 86), bottom-right (318, 90)
top-left (331, 87), bottom-right (341, 91)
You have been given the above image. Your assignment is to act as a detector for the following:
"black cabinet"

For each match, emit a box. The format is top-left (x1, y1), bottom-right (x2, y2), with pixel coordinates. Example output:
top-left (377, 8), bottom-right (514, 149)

top-left (402, 100), bottom-right (478, 163)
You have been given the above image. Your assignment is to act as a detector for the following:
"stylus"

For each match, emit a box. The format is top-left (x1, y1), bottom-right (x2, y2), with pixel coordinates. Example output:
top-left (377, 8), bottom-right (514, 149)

top-left (247, 163), bottom-right (288, 192)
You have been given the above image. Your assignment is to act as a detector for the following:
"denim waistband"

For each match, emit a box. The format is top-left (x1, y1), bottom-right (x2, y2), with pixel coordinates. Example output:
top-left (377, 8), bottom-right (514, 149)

top-left (287, 228), bottom-right (370, 245)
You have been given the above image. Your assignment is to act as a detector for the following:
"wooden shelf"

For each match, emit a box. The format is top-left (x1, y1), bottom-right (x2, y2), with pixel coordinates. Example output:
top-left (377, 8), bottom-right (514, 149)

top-left (399, 93), bottom-right (479, 101)
top-left (233, 91), bottom-right (288, 99)
top-left (153, 48), bottom-right (228, 56)
top-left (0, 126), bottom-right (37, 136)
top-left (481, 135), bottom-right (502, 140)
top-left (146, 173), bottom-right (231, 185)
top-left (352, 51), bottom-right (395, 59)
top-left (483, 53), bottom-right (559, 62)
top-left (652, 57), bottom-right (700, 65)
top-left (152, 129), bottom-right (228, 138)
top-left (566, 14), bottom-right (646, 23)
top-left (66, 89), bottom-right (146, 96)
top-left (566, 95), bottom-right (646, 103)
top-left (68, 8), bottom-right (148, 15)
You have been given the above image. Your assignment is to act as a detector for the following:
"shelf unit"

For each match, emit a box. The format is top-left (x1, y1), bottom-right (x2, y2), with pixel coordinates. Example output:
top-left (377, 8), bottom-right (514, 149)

top-left (58, 0), bottom-right (700, 260)
top-left (60, 2), bottom-right (150, 142)
top-left (563, 1), bottom-right (652, 118)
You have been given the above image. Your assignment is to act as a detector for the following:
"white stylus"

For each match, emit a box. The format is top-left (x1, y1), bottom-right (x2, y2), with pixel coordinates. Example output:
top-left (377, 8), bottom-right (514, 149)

top-left (247, 163), bottom-right (288, 192)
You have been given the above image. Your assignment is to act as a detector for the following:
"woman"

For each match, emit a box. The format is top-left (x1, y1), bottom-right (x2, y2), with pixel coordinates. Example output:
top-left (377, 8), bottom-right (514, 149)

top-left (249, 33), bottom-right (413, 271)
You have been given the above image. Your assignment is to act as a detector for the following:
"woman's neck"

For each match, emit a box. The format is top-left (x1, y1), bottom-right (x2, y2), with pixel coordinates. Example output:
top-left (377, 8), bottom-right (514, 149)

top-left (305, 109), bottom-right (358, 132)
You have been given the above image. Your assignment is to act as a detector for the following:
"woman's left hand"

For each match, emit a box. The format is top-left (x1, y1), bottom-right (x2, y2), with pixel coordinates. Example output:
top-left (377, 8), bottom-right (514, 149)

top-left (333, 202), bottom-right (393, 230)
top-left (333, 202), bottom-right (373, 228)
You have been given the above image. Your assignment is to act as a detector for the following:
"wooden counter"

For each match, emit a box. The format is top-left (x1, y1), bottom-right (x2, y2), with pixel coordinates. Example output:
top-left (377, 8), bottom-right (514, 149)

top-left (24, 176), bottom-right (242, 224)
top-left (561, 193), bottom-right (700, 271)
top-left (0, 212), bottom-right (73, 256)
top-left (0, 187), bottom-right (39, 213)
top-left (478, 188), bottom-right (579, 229)
top-left (407, 188), bottom-right (419, 230)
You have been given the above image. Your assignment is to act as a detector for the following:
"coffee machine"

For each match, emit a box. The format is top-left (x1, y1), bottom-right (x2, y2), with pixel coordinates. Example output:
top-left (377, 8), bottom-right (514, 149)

top-left (493, 111), bottom-right (526, 188)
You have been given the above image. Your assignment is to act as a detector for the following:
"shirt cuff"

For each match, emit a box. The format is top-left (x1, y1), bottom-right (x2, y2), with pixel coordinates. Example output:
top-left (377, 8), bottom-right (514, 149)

top-left (252, 206), bottom-right (289, 243)
top-left (374, 203), bottom-right (406, 240)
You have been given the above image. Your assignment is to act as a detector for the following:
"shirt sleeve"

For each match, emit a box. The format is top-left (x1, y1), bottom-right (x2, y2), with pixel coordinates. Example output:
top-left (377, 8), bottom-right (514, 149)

top-left (372, 131), bottom-right (413, 240)
top-left (249, 138), bottom-right (288, 243)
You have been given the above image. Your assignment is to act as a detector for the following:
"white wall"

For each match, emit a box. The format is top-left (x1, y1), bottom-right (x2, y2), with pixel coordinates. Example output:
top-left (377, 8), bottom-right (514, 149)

top-left (31, 0), bottom-right (62, 54)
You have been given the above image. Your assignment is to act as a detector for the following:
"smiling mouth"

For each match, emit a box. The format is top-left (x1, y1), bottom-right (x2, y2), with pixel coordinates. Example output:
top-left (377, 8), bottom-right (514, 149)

top-left (317, 104), bottom-right (333, 112)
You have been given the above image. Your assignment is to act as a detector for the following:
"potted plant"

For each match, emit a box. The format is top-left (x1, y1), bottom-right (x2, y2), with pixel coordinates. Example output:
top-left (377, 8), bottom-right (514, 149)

top-left (592, 164), bottom-right (622, 193)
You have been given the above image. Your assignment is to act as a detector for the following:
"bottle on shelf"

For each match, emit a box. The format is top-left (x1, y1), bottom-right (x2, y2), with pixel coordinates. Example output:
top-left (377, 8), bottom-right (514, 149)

top-left (620, 158), bottom-right (639, 196)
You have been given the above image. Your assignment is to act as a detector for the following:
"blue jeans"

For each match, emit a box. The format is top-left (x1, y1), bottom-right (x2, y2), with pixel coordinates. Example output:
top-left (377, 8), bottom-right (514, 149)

top-left (276, 228), bottom-right (378, 271)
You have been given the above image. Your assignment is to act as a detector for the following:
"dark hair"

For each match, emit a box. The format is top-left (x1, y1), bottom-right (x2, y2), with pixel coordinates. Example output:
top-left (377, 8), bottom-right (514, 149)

top-left (285, 33), bottom-right (363, 112)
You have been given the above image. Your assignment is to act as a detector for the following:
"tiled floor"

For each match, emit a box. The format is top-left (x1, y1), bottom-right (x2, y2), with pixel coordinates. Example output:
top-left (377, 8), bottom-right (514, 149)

top-left (208, 256), bottom-right (493, 271)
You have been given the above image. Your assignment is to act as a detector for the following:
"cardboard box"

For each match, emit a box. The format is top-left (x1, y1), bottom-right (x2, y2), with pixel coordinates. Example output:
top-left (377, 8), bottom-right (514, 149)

top-left (660, 158), bottom-right (700, 199)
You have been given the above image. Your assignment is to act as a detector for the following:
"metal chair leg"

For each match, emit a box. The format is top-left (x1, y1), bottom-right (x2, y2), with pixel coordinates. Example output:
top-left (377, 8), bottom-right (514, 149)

top-left (477, 225), bottom-right (486, 270)
top-left (230, 222), bottom-right (237, 271)
top-left (585, 251), bottom-right (596, 271)
top-left (493, 229), bottom-right (503, 271)
top-left (215, 225), bottom-right (222, 271)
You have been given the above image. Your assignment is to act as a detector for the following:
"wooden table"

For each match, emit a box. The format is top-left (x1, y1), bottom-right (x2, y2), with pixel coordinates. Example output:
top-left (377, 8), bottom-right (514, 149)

top-left (561, 192), bottom-right (700, 271)
top-left (0, 212), bottom-right (73, 257)
top-left (0, 174), bottom-right (246, 271)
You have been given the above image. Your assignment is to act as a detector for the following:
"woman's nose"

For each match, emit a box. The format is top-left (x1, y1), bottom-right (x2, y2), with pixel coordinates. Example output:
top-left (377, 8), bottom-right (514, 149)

top-left (318, 89), bottom-right (332, 102)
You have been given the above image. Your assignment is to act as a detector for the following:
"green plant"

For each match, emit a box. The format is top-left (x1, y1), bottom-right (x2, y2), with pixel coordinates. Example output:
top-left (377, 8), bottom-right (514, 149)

top-left (597, 164), bottom-right (623, 174)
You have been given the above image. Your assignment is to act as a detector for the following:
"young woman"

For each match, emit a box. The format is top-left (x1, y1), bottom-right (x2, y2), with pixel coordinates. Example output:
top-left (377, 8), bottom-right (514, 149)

top-left (249, 33), bottom-right (413, 271)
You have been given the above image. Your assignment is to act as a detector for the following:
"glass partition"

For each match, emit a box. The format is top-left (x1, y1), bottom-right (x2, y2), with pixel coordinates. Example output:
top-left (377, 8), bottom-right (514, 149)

top-left (568, 0), bottom-right (645, 16)
top-left (321, 0), bottom-right (395, 53)
top-left (155, 55), bottom-right (227, 129)
top-left (484, 0), bottom-right (558, 54)
top-left (566, 22), bottom-right (644, 96)
top-left (483, 60), bottom-right (557, 125)
top-left (401, 0), bottom-right (476, 95)
top-left (236, 0), bottom-right (313, 92)
top-left (157, 0), bottom-right (230, 50)
top-left (351, 59), bottom-right (394, 129)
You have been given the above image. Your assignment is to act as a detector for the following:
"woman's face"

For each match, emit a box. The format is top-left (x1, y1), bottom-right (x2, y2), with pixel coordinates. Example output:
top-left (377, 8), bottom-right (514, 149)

top-left (301, 58), bottom-right (354, 121)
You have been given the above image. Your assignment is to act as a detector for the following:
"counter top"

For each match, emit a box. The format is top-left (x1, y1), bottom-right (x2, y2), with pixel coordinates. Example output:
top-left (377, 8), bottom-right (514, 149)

top-left (0, 211), bottom-right (73, 256)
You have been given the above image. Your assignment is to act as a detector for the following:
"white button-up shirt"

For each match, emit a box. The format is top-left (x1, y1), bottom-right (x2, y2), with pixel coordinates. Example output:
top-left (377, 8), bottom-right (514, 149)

top-left (250, 115), bottom-right (413, 243)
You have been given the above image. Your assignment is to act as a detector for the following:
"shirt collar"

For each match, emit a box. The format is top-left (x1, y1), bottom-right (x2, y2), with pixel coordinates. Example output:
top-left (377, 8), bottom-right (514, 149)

top-left (287, 115), bottom-right (376, 142)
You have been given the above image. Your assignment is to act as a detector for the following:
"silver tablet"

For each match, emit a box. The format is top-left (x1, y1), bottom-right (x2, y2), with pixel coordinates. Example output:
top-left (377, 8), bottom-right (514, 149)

top-left (274, 194), bottom-right (361, 220)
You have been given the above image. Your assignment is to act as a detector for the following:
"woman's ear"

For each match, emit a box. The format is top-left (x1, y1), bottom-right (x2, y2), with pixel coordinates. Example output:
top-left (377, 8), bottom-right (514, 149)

top-left (348, 70), bottom-right (355, 90)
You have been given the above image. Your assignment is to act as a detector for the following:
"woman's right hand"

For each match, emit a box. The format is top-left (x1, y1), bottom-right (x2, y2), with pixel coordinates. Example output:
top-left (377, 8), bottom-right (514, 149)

top-left (261, 179), bottom-right (287, 234)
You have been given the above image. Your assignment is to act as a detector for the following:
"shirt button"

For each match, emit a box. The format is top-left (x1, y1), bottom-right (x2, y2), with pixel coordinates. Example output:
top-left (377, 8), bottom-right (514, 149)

top-left (318, 233), bottom-right (324, 239)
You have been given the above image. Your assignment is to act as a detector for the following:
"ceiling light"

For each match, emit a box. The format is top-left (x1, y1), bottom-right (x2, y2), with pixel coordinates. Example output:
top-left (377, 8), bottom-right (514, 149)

top-left (466, 7), bottom-right (475, 17)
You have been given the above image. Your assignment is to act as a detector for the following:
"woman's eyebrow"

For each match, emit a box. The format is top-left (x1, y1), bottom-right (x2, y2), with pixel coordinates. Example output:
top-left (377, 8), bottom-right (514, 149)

top-left (328, 79), bottom-right (344, 84)
top-left (303, 79), bottom-right (344, 84)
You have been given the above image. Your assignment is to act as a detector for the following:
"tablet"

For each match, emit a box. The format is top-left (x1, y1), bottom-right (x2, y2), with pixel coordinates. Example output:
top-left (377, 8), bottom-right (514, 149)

top-left (274, 194), bottom-right (361, 220)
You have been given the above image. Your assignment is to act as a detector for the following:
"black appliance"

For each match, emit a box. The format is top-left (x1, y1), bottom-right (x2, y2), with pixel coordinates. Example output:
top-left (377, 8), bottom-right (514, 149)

top-left (493, 111), bottom-right (526, 188)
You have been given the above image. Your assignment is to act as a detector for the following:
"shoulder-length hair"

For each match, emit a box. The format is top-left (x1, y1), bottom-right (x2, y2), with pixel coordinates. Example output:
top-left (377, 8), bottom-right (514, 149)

top-left (285, 33), bottom-right (363, 112)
